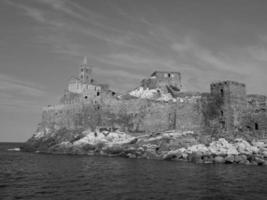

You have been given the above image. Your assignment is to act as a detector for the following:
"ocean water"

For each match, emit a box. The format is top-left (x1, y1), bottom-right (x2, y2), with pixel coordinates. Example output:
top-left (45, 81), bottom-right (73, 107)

top-left (0, 143), bottom-right (267, 200)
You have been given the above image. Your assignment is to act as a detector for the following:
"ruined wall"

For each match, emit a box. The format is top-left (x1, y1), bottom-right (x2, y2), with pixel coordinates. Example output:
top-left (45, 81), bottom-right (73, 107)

top-left (141, 71), bottom-right (182, 93)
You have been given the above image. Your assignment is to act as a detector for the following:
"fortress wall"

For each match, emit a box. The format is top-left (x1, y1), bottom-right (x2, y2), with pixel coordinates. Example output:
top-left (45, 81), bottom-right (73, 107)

top-left (240, 111), bottom-right (267, 133)
top-left (99, 98), bottom-right (176, 133)
top-left (41, 103), bottom-right (99, 131)
top-left (175, 95), bottom-right (207, 134)
top-left (247, 94), bottom-right (267, 111)
top-left (39, 89), bottom-right (267, 139)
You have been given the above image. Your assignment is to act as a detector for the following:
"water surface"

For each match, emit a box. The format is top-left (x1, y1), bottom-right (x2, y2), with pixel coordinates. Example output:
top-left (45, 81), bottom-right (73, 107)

top-left (0, 143), bottom-right (267, 200)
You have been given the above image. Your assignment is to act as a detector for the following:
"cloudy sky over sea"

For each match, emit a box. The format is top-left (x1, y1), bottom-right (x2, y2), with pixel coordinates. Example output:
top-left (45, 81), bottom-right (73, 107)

top-left (1, 0), bottom-right (267, 141)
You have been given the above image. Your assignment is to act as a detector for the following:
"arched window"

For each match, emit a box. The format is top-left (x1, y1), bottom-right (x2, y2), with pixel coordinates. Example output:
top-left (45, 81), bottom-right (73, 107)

top-left (220, 110), bottom-right (224, 117)
top-left (97, 92), bottom-right (100, 96)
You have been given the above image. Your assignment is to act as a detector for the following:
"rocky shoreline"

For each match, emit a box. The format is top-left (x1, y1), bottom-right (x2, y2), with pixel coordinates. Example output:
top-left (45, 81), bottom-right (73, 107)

top-left (21, 128), bottom-right (267, 166)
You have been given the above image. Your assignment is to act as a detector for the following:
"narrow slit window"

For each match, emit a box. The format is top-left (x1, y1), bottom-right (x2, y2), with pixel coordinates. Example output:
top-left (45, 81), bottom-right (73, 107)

top-left (220, 89), bottom-right (224, 97)
top-left (255, 123), bottom-right (259, 130)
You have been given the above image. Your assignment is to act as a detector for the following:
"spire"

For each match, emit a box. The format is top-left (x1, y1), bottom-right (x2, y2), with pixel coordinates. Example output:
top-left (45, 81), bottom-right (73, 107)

top-left (83, 56), bottom-right (87, 65)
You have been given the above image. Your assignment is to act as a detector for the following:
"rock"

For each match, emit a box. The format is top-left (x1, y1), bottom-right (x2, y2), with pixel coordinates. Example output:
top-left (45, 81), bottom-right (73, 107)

top-left (252, 141), bottom-right (266, 149)
top-left (163, 151), bottom-right (178, 160)
top-left (214, 156), bottom-right (225, 163)
top-left (234, 138), bottom-right (258, 155)
top-left (209, 138), bottom-right (237, 156)
top-left (188, 152), bottom-right (203, 164)
top-left (181, 152), bottom-right (188, 160)
top-left (225, 155), bottom-right (235, 164)
top-left (127, 153), bottom-right (137, 159)
top-left (255, 156), bottom-right (265, 166)
top-left (202, 155), bottom-right (213, 164)
top-left (234, 155), bottom-right (247, 164)
top-left (246, 155), bottom-right (256, 163)
top-left (262, 151), bottom-right (267, 158)
top-left (187, 144), bottom-right (209, 154)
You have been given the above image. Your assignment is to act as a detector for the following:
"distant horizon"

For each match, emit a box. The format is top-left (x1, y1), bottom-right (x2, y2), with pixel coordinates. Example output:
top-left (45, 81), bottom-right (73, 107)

top-left (1, 0), bottom-right (267, 142)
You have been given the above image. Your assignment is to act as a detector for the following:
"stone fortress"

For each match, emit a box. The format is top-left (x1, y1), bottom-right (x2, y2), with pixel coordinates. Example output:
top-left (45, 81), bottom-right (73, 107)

top-left (42, 57), bottom-right (267, 140)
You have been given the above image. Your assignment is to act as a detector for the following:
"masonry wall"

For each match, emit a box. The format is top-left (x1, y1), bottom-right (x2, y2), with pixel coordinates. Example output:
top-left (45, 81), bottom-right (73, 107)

top-left (40, 93), bottom-right (208, 135)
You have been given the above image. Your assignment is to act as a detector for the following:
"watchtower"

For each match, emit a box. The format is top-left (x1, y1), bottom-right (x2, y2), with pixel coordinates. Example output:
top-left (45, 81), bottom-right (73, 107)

top-left (210, 81), bottom-right (247, 132)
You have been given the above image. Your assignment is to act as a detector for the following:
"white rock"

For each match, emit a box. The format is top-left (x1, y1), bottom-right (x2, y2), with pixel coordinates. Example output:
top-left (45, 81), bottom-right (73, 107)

top-left (208, 138), bottom-right (238, 155)
top-left (234, 138), bottom-right (258, 154)
top-left (73, 130), bottom-right (133, 146)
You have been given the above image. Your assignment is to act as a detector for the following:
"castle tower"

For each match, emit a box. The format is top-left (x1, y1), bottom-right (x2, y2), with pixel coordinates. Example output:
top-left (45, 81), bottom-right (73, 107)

top-left (79, 56), bottom-right (92, 83)
top-left (210, 81), bottom-right (247, 133)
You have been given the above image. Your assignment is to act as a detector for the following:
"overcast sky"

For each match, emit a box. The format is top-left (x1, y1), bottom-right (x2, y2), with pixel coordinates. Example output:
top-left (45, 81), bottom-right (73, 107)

top-left (1, 0), bottom-right (267, 142)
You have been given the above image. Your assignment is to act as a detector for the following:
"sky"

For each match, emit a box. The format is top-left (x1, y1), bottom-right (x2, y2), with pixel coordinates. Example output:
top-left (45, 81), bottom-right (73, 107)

top-left (1, 0), bottom-right (267, 142)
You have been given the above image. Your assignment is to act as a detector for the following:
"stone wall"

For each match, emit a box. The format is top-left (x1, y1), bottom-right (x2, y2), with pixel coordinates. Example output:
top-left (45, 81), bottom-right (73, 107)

top-left (40, 94), bottom-right (208, 135)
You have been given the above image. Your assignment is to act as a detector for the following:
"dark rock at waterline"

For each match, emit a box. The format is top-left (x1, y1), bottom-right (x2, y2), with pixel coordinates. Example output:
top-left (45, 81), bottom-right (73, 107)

top-left (188, 152), bottom-right (203, 164)
top-left (202, 155), bottom-right (213, 164)
top-left (255, 156), bottom-right (265, 165)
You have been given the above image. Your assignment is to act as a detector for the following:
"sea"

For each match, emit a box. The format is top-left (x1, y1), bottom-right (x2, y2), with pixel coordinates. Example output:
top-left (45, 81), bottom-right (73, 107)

top-left (0, 143), bottom-right (267, 200)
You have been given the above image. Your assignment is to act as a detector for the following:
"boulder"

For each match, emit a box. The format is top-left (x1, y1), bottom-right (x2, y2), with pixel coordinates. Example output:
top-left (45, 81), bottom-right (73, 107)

top-left (188, 152), bottom-right (203, 164)
top-left (209, 138), bottom-right (237, 156)
top-left (255, 156), bottom-right (265, 166)
top-left (262, 151), bottom-right (267, 158)
top-left (187, 144), bottom-right (209, 154)
top-left (252, 141), bottom-right (266, 149)
top-left (214, 156), bottom-right (225, 163)
top-left (234, 138), bottom-right (258, 155)
top-left (225, 155), bottom-right (235, 164)
top-left (163, 151), bottom-right (178, 160)
top-left (202, 155), bottom-right (213, 164)
top-left (127, 153), bottom-right (137, 159)
top-left (234, 155), bottom-right (247, 164)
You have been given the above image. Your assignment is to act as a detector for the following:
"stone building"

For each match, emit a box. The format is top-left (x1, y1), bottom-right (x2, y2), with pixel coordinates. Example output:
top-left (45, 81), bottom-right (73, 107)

top-left (60, 57), bottom-right (115, 104)
top-left (42, 57), bottom-right (267, 140)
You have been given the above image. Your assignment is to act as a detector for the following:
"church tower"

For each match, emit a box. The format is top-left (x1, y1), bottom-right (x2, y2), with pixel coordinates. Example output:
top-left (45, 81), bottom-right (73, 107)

top-left (79, 56), bottom-right (92, 83)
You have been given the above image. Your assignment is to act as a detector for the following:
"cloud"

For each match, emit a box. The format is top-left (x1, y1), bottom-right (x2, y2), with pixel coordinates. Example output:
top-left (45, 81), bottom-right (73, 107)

top-left (0, 74), bottom-right (45, 97)
top-left (0, 74), bottom-right (47, 112)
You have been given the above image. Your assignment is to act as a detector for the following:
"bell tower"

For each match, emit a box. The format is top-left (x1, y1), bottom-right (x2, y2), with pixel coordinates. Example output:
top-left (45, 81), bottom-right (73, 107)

top-left (79, 56), bottom-right (92, 83)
